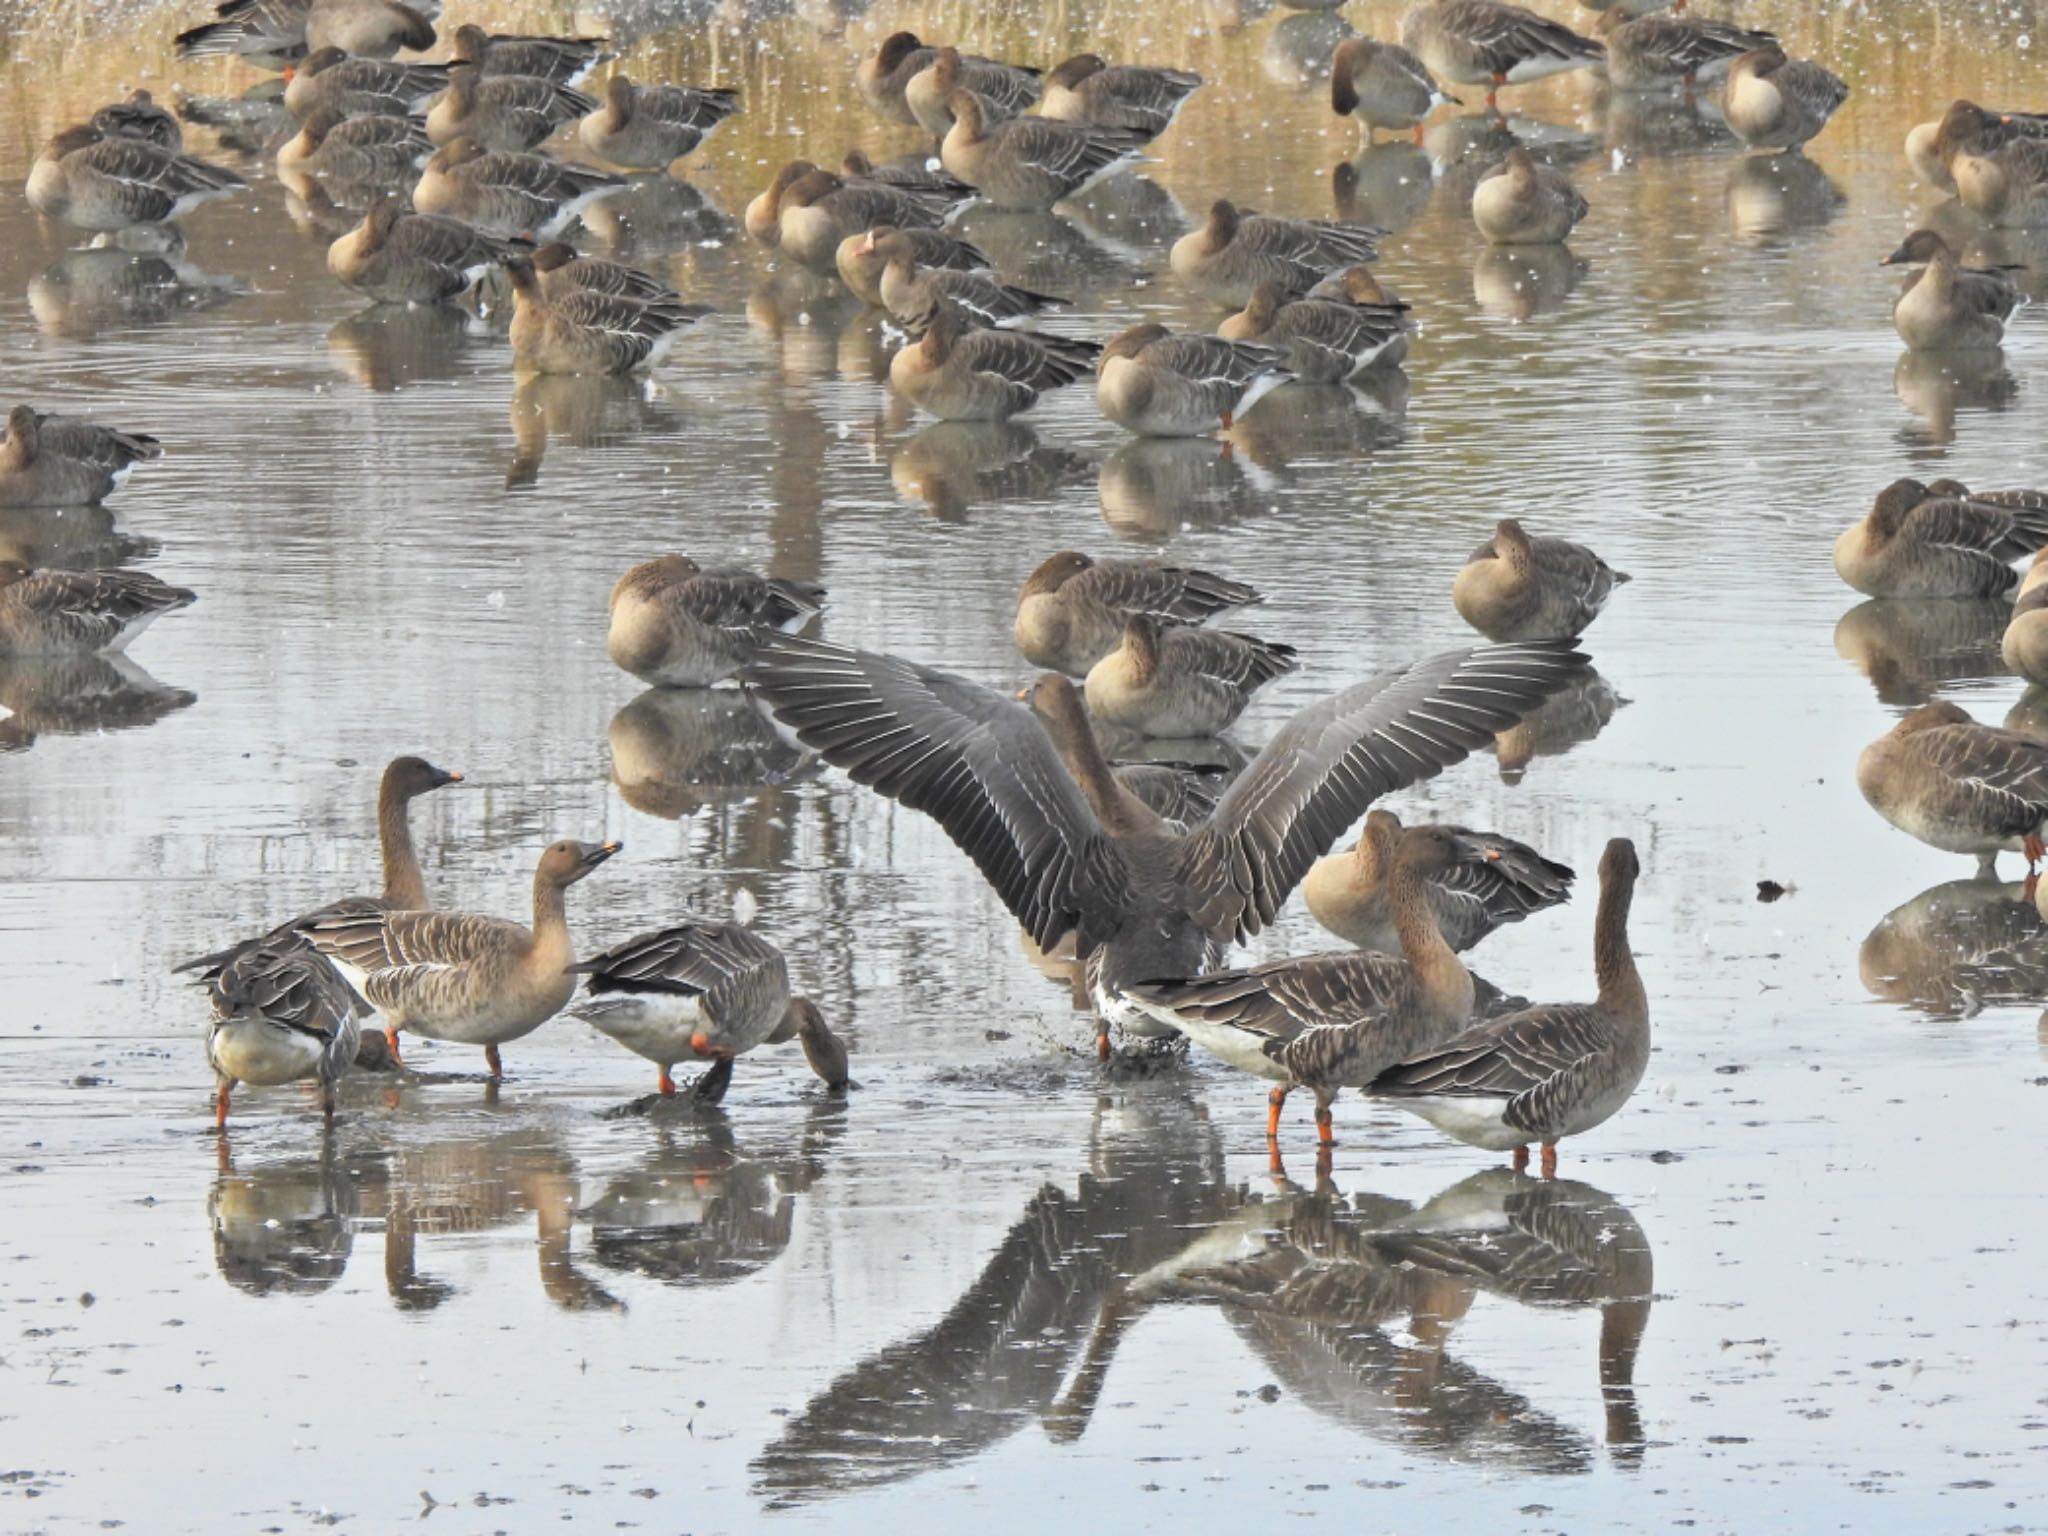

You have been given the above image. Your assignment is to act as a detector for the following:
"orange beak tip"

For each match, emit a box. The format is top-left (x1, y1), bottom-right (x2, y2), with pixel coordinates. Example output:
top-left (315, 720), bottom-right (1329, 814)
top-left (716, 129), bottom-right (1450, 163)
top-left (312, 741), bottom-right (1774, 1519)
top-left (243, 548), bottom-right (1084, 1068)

top-left (1013, 687), bottom-right (1029, 700)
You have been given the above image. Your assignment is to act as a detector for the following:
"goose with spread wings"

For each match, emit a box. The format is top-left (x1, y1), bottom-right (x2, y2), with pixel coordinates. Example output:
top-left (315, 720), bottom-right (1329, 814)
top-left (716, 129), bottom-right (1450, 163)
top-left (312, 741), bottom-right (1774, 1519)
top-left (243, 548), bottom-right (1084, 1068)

top-left (741, 634), bottom-right (1588, 1057)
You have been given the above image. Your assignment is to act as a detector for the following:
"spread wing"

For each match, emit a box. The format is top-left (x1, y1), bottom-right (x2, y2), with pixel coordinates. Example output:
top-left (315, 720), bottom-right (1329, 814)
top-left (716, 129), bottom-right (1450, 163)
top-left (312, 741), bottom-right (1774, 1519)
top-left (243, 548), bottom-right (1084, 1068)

top-left (569, 919), bottom-right (786, 1022)
top-left (1179, 640), bottom-right (1590, 942)
top-left (740, 636), bottom-right (1130, 953)
top-left (1435, 830), bottom-right (1574, 933)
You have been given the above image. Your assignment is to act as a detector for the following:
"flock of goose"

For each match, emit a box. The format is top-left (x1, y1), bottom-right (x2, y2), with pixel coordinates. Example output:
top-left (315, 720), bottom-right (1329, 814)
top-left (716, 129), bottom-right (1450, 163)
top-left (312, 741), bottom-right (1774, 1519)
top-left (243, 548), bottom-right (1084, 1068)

top-left (5, 0), bottom-right (2044, 1178)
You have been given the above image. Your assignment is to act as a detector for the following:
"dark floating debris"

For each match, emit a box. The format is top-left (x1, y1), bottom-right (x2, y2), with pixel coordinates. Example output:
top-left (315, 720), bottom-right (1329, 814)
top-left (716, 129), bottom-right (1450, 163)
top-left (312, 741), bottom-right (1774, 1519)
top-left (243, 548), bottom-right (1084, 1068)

top-left (1756, 879), bottom-right (1792, 903)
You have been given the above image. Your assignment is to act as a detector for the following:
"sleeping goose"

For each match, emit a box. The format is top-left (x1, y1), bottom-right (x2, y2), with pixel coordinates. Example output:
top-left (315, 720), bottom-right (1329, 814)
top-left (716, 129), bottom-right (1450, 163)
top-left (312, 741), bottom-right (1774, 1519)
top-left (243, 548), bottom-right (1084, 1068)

top-left (838, 224), bottom-right (990, 307)
top-left (1097, 323), bottom-right (1296, 437)
top-left (1040, 54), bottom-right (1203, 141)
top-left (577, 73), bottom-right (739, 169)
top-left (1126, 824), bottom-right (1494, 1151)
top-left (1590, 8), bottom-right (1774, 91)
top-left (2003, 587), bottom-right (2048, 688)
top-left (1304, 808), bottom-right (1573, 954)
top-left (27, 125), bottom-right (247, 232)
top-left (1858, 703), bottom-right (2048, 878)
top-left (1943, 108), bottom-right (2048, 229)
top-left (605, 555), bottom-right (824, 688)
top-left (0, 560), bottom-right (194, 653)
top-left (870, 229), bottom-right (1066, 329)
top-left (451, 23), bottom-right (608, 87)
top-left (857, 30), bottom-right (1040, 127)
top-left (1721, 46), bottom-right (1846, 152)
top-left (328, 195), bottom-right (527, 304)
top-left (840, 149), bottom-right (973, 198)
top-left (205, 938), bottom-right (365, 1128)
top-left (1218, 281), bottom-right (1410, 381)
top-left (1833, 478), bottom-right (2048, 597)
top-left (1014, 550), bottom-right (1262, 676)
top-left (302, 0), bottom-right (435, 58)
top-left (426, 65), bottom-right (595, 153)
top-left (1881, 228), bottom-right (2023, 353)
top-left (0, 406), bottom-right (154, 507)
top-left (3, 410), bottom-right (161, 483)
top-left (741, 634), bottom-right (1589, 1056)
top-left (1371, 837), bottom-right (1647, 1177)
top-left (282, 49), bottom-right (450, 121)
top-left (1171, 200), bottom-right (1385, 309)
top-left (505, 255), bottom-right (699, 374)
top-left (775, 168), bottom-right (965, 271)
top-left (1330, 38), bottom-right (1456, 142)
top-left (412, 137), bottom-right (624, 238)
top-left (302, 838), bottom-right (621, 1078)
top-left (1471, 147), bottom-right (1588, 244)
top-left (889, 309), bottom-right (1100, 421)
top-left (568, 919), bottom-right (846, 1100)
top-left (1083, 612), bottom-right (1299, 737)
top-left (91, 89), bottom-right (183, 150)
top-left (906, 45), bottom-right (1043, 140)
top-left (1400, 0), bottom-right (1604, 113)
top-left (940, 91), bottom-right (1146, 209)
top-left (278, 108), bottom-right (432, 181)
top-left (1908, 99), bottom-right (2048, 196)
top-left (528, 242), bottom-right (686, 306)
top-left (1452, 519), bottom-right (1627, 641)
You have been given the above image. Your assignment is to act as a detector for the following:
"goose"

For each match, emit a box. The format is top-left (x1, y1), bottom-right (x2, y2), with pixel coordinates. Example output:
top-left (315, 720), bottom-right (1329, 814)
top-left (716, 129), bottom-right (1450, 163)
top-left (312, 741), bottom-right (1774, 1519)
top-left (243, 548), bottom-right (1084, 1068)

top-left (1834, 478), bottom-right (2048, 597)
top-left (91, 89), bottom-right (183, 150)
top-left (1371, 837), bottom-right (1647, 1176)
top-left (1881, 229), bottom-right (2024, 353)
top-left (282, 49), bottom-right (450, 121)
top-left (506, 255), bottom-right (698, 375)
top-left (1169, 200), bottom-right (1385, 309)
top-left (426, 65), bottom-right (594, 153)
top-left (745, 160), bottom-right (819, 245)
top-left (889, 309), bottom-right (1100, 421)
top-left (1907, 99), bottom-right (2048, 195)
top-left (0, 560), bottom-right (193, 653)
top-left (568, 920), bottom-right (846, 1099)
top-left (302, 839), bottom-right (619, 1078)
top-left (1304, 808), bottom-right (1573, 954)
top-left (606, 555), bottom-right (824, 688)
top-left (1041, 54), bottom-right (1203, 141)
top-left (1218, 281), bottom-right (1411, 381)
top-left (940, 91), bottom-right (1146, 209)
top-left (528, 241), bottom-right (687, 306)
top-left (1126, 825), bottom-right (1497, 1150)
top-left (451, 23), bottom-right (607, 87)
top-left (1097, 323), bottom-right (1296, 437)
top-left (577, 73), bottom-right (739, 169)
top-left (837, 224), bottom-right (990, 307)
top-left (741, 634), bottom-right (1588, 1056)
top-left (1859, 702), bottom-right (2048, 878)
top-left (1015, 550), bottom-right (1262, 676)
top-left (1400, 0), bottom-right (1604, 112)
top-left (906, 46), bottom-right (1043, 140)
top-left (869, 229), bottom-right (1066, 330)
top-left (205, 938), bottom-right (365, 1128)
top-left (1940, 102), bottom-right (2048, 229)
top-left (1471, 146), bottom-right (1588, 244)
top-left (1721, 46), bottom-right (1846, 152)
top-left (840, 149), bottom-right (974, 198)
top-left (857, 30), bottom-right (1040, 128)
top-left (2003, 587), bottom-right (2048, 688)
top-left (1307, 262), bottom-right (1407, 307)
top-left (1084, 613), bottom-right (1299, 737)
top-left (1590, 9), bottom-right (1774, 91)
top-left (328, 196), bottom-right (526, 304)
top-left (775, 168), bottom-right (965, 271)
top-left (26, 125), bottom-right (247, 232)
top-left (1331, 38), bottom-right (1456, 142)
top-left (4, 412), bottom-right (160, 478)
top-left (302, 0), bottom-right (435, 58)
top-left (0, 406), bottom-right (158, 506)
top-left (176, 0), bottom-right (314, 67)
top-left (278, 109), bottom-right (432, 181)
top-left (412, 138), bottom-right (624, 238)
top-left (1453, 519), bottom-right (1627, 641)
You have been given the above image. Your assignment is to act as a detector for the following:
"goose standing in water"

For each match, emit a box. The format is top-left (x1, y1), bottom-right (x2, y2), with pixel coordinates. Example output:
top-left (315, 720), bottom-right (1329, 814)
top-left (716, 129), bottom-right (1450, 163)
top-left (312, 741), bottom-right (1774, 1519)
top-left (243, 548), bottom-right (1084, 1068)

top-left (27, 125), bottom-right (248, 233)
top-left (577, 75), bottom-right (740, 169)
top-left (1399, 0), bottom-right (1604, 114)
top-left (451, 25), bottom-right (608, 88)
top-left (0, 560), bottom-right (194, 653)
top-left (425, 65), bottom-right (595, 154)
top-left (1721, 46), bottom-right (1847, 152)
top-left (1858, 703), bottom-right (2048, 880)
top-left (1127, 825), bottom-right (1500, 1154)
top-left (1590, 9), bottom-right (1774, 92)
top-left (1453, 519), bottom-right (1627, 641)
top-left (742, 635), bottom-right (1588, 1057)
top-left (1304, 808), bottom-right (1572, 953)
top-left (1170, 200), bottom-right (1384, 310)
top-left (1014, 549), bottom-right (1263, 676)
top-left (206, 938), bottom-right (365, 1128)
top-left (1219, 281), bottom-right (1411, 381)
top-left (302, 839), bottom-right (621, 1078)
top-left (1, 406), bottom-right (156, 507)
top-left (327, 196), bottom-right (527, 305)
top-left (1096, 323), bottom-right (1296, 436)
top-left (505, 255), bottom-right (699, 375)
top-left (1833, 478), bottom-right (2048, 597)
top-left (1881, 229), bottom-right (2024, 353)
top-left (1330, 38), bottom-right (1456, 142)
top-left (1471, 147), bottom-right (1588, 244)
top-left (1083, 613), bottom-right (1298, 737)
top-left (905, 46), bottom-right (1043, 140)
top-left (411, 137), bottom-right (623, 238)
top-left (888, 309), bottom-right (1100, 421)
top-left (569, 919), bottom-right (847, 1099)
top-left (1039, 54), bottom-right (1203, 141)
top-left (939, 92), bottom-right (1146, 209)
top-left (1371, 837), bottom-right (1647, 1176)
top-left (606, 555), bottom-right (824, 687)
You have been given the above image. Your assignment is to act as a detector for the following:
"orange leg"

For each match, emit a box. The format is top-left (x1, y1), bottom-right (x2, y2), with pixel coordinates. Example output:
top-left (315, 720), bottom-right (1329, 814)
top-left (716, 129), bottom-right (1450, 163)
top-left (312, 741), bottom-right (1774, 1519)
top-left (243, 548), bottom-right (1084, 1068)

top-left (1266, 1084), bottom-right (1289, 1143)
top-left (1095, 1028), bottom-right (1111, 1062)
top-left (1314, 1102), bottom-right (1335, 1147)
top-left (1511, 1145), bottom-right (1530, 1172)
top-left (484, 1043), bottom-right (504, 1080)
top-left (1540, 1143), bottom-right (1559, 1179)
top-left (213, 1078), bottom-right (232, 1130)
top-left (658, 1066), bottom-right (677, 1097)
top-left (1487, 72), bottom-right (1505, 116)
top-left (1219, 411), bottom-right (1234, 431)
top-left (320, 1082), bottom-right (337, 1126)
top-left (2026, 833), bottom-right (2045, 867)
top-left (384, 1025), bottom-right (404, 1068)
top-left (1411, 122), bottom-right (1425, 147)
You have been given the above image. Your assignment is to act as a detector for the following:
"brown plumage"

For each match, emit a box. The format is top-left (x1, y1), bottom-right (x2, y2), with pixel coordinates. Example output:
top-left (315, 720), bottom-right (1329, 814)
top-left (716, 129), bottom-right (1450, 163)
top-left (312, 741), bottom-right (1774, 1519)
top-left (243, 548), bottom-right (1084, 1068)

top-left (870, 228), bottom-right (1066, 330)
top-left (857, 30), bottom-right (1041, 128)
top-left (940, 91), bottom-right (1146, 209)
top-left (1095, 323), bottom-right (1296, 437)
top-left (578, 73), bottom-right (738, 168)
top-left (0, 558), bottom-right (195, 654)
top-left (606, 555), bottom-right (825, 687)
top-left (837, 224), bottom-right (989, 307)
top-left (1170, 199), bottom-right (1385, 309)
top-left (505, 256), bottom-right (699, 375)
top-left (91, 89), bottom-right (183, 151)
top-left (412, 138), bottom-right (624, 239)
top-left (529, 242), bottom-right (686, 306)
top-left (1859, 702), bottom-right (2048, 875)
top-left (1881, 228), bottom-right (2024, 353)
top-left (1330, 39), bottom-right (1452, 139)
top-left (278, 109), bottom-right (432, 181)
top-left (1084, 612), bottom-right (1299, 738)
top-left (774, 168), bottom-right (964, 271)
top-left (303, 0), bottom-right (435, 58)
top-left (1472, 147), bottom-right (1588, 245)
top-left (1218, 281), bottom-right (1410, 381)
top-left (328, 196), bottom-right (528, 305)
top-left (427, 65), bottom-right (595, 153)
top-left (282, 49), bottom-right (450, 121)
top-left (889, 309), bottom-right (1099, 422)
top-left (1015, 551), bottom-right (1261, 676)
top-left (1934, 99), bottom-right (2048, 227)
top-left (26, 124), bottom-right (247, 232)
top-left (176, 0), bottom-right (314, 68)
top-left (205, 937), bottom-right (365, 1128)
top-left (1401, 0), bottom-right (1604, 110)
top-left (1834, 477), bottom-right (2048, 597)
top-left (1, 405), bottom-right (157, 507)
top-left (1042, 53), bottom-right (1202, 141)
top-left (1453, 518), bottom-right (1628, 641)
top-left (1722, 46), bottom-right (1847, 152)
top-left (451, 24), bottom-right (608, 86)
top-left (1591, 9), bottom-right (1775, 91)
top-left (906, 45), bottom-right (1042, 139)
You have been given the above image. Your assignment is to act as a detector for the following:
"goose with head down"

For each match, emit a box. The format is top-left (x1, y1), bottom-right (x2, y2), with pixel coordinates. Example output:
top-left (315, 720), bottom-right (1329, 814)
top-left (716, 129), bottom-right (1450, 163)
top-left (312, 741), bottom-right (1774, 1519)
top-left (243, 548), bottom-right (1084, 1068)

top-left (1721, 45), bottom-right (1846, 152)
top-left (27, 124), bottom-right (247, 232)
top-left (205, 937), bottom-right (365, 1128)
top-left (577, 73), bottom-right (739, 169)
top-left (451, 24), bottom-right (608, 87)
top-left (1589, 8), bottom-right (1774, 92)
top-left (1859, 703), bottom-right (2048, 880)
top-left (741, 634), bottom-right (1589, 1057)
top-left (1083, 612), bottom-right (1298, 738)
top-left (1218, 281), bottom-right (1410, 381)
top-left (1399, 0), bottom-right (1604, 113)
top-left (837, 224), bottom-right (989, 307)
top-left (1014, 549), bottom-right (1262, 676)
top-left (775, 167), bottom-right (966, 271)
top-left (1454, 519), bottom-right (1627, 641)
top-left (889, 309), bottom-right (1100, 421)
top-left (327, 195), bottom-right (528, 305)
top-left (278, 108), bottom-right (432, 181)
top-left (940, 90), bottom-right (1147, 209)
top-left (282, 49), bottom-right (450, 120)
top-left (1170, 199), bottom-right (1385, 309)
top-left (869, 228), bottom-right (1067, 330)
top-left (1934, 99), bottom-right (2048, 227)
top-left (1833, 477), bottom-right (2048, 597)
top-left (1, 405), bottom-right (157, 507)
top-left (0, 559), bottom-right (194, 653)
top-left (906, 45), bottom-right (1042, 140)
top-left (1041, 53), bottom-right (1203, 141)
top-left (1907, 99), bottom-right (2048, 196)
top-left (425, 64), bottom-right (595, 153)
top-left (505, 255), bottom-right (702, 375)
top-left (412, 137), bottom-right (624, 238)
top-left (1097, 322), bottom-right (1296, 437)
top-left (91, 89), bottom-right (182, 150)
top-left (606, 555), bottom-right (824, 688)
top-left (857, 30), bottom-right (1040, 127)
top-left (1471, 147), bottom-right (1588, 244)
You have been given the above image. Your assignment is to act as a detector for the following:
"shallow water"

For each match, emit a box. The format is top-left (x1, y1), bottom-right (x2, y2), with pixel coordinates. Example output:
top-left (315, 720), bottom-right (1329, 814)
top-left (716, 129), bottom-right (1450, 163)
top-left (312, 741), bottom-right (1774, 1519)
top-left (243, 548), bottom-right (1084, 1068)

top-left (3, 0), bottom-right (2048, 1528)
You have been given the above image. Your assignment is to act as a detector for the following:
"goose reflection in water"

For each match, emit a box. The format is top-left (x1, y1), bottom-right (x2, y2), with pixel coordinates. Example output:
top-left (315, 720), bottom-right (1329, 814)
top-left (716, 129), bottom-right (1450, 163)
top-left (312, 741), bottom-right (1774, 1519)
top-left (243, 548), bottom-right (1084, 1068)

top-left (1726, 153), bottom-right (1844, 243)
top-left (579, 175), bottom-right (735, 264)
top-left (889, 420), bottom-right (1092, 522)
top-left (27, 248), bottom-right (241, 338)
top-left (1264, 12), bottom-right (1353, 87)
top-left (1333, 145), bottom-right (1434, 235)
top-left (0, 506), bottom-right (160, 571)
top-left (328, 303), bottom-right (475, 393)
top-left (1588, 91), bottom-right (1737, 160)
top-left (1860, 876), bottom-right (2048, 1018)
top-left (1472, 243), bottom-right (1588, 322)
top-left (746, 274), bottom-right (877, 385)
top-left (210, 1138), bottom-right (355, 1298)
top-left (947, 205), bottom-right (1153, 293)
top-left (608, 686), bottom-right (812, 819)
top-left (1894, 350), bottom-right (2020, 450)
top-left (0, 653), bottom-right (196, 752)
top-left (507, 372), bottom-right (679, 489)
top-left (1097, 437), bottom-right (1274, 537)
top-left (1832, 598), bottom-right (2011, 707)
top-left (1491, 668), bottom-right (1625, 783)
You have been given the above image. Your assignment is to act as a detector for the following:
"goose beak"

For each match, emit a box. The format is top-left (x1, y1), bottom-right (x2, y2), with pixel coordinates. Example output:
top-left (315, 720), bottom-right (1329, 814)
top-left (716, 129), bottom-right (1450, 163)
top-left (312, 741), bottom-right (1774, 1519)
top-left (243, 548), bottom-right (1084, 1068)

top-left (581, 840), bottom-right (622, 871)
top-left (1014, 686), bottom-right (1030, 701)
top-left (438, 768), bottom-right (465, 786)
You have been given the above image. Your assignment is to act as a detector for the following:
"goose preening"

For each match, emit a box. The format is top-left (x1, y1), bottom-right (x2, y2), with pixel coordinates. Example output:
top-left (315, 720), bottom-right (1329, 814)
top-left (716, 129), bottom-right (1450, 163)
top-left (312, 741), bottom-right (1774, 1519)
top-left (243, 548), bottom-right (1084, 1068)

top-left (866, 229), bottom-right (1066, 330)
top-left (0, 561), bottom-right (195, 654)
top-left (741, 634), bottom-right (1589, 1057)
top-left (1453, 519), bottom-right (1628, 641)
top-left (1934, 100), bottom-right (2048, 228)
top-left (327, 196), bottom-right (527, 305)
top-left (1126, 825), bottom-right (1499, 1152)
top-left (282, 50), bottom-right (450, 121)
top-left (1881, 230), bottom-right (2024, 353)
top-left (568, 919), bottom-right (847, 1099)
top-left (27, 125), bottom-right (248, 232)
top-left (1218, 281), bottom-right (1411, 381)
top-left (91, 89), bottom-right (183, 151)
top-left (1471, 147), bottom-right (1588, 244)
top-left (1908, 99), bottom-right (2048, 198)
top-left (1015, 550), bottom-right (1262, 676)
top-left (302, 0), bottom-right (435, 57)
top-left (1330, 39), bottom-right (1456, 142)
top-left (1304, 808), bottom-right (1573, 953)
top-left (412, 138), bottom-right (624, 239)
top-left (301, 838), bottom-right (621, 1078)
top-left (857, 30), bottom-right (1041, 127)
top-left (606, 555), bottom-right (825, 687)
top-left (906, 46), bottom-right (1044, 140)
top-left (1169, 200), bottom-right (1385, 309)
top-left (1859, 703), bottom-right (2048, 879)
top-left (205, 938), bottom-right (365, 1128)
top-left (505, 255), bottom-right (701, 375)
top-left (1833, 478), bottom-right (2048, 598)
top-left (1083, 613), bottom-right (1299, 738)
top-left (1040, 54), bottom-right (1203, 141)
top-left (278, 109), bottom-right (433, 181)
top-left (1721, 47), bottom-right (1847, 153)
top-left (425, 65), bottom-right (595, 154)
top-left (0, 405), bottom-right (159, 507)
top-left (1400, 0), bottom-right (1604, 113)
top-left (577, 75), bottom-right (740, 169)
top-left (838, 225), bottom-right (990, 307)
top-left (1097, 323), bottom-right (1296, 437)
top-left (940, 91), bottom-right (1147, 209)
top-left (1590, 9), bottom-right (1774, 92)
top-left (888, 309), bottom-right (1100, 421)
top-left (1370, 837), bottom-right (1646, 1176)
top-left (451, 24), bottom-right (608, 88)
